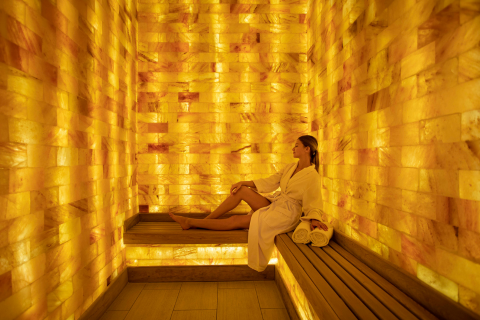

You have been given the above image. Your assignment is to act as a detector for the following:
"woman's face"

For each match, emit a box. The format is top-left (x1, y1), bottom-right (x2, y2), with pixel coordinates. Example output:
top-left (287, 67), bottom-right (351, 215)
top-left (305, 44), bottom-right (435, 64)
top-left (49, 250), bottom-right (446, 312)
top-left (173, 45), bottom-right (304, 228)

top-left (292, 140), bottom-right (308, 158)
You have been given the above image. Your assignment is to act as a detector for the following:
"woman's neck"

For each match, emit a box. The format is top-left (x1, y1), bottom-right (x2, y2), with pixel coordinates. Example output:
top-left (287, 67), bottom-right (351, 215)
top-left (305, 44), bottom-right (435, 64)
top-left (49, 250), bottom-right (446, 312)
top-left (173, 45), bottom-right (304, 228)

top-left (297, 158), bottom-right (311, 170)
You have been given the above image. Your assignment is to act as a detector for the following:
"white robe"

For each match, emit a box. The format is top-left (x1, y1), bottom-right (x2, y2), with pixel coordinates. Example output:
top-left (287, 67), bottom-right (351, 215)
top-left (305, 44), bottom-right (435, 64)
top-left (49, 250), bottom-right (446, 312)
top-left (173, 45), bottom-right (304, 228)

top-left (246, 162), bottom-right (324, 272)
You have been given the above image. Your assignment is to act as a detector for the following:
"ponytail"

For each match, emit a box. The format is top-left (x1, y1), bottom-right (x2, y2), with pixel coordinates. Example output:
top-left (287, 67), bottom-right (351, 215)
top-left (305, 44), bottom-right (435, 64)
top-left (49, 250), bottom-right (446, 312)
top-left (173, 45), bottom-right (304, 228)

top-left (311, 149), bottom-right (319, 173)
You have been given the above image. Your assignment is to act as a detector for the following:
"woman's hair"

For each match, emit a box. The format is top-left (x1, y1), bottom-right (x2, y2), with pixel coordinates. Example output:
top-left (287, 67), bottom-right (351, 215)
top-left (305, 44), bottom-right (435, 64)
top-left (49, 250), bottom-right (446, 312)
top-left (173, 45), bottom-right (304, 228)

top-left (298, 135), bottom-right (319, 173)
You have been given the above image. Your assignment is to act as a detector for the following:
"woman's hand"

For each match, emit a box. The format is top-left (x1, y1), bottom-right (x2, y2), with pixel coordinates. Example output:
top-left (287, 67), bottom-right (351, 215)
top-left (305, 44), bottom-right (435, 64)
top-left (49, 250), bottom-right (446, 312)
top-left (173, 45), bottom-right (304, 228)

top-left (230, 182), bottom-right (243, 195)
top-left (311, 219), bottom-right (328, 231)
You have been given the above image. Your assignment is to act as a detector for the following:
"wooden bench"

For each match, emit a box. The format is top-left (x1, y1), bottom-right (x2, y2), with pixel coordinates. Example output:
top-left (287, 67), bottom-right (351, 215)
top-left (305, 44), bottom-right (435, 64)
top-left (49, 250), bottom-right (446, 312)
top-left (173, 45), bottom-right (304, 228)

top-left (275, 231), bottom-right (480, 320)
top-left (123, 213), bottom-right (248, 244)
top-left (124, 213), bottom-right (274, 283)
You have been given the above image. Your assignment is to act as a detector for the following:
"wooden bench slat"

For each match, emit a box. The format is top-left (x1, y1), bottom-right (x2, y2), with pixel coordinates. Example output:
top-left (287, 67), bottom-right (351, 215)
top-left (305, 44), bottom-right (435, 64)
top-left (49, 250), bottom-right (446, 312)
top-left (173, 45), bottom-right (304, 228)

top-left (283, 233), bottom-right (380, 320)
top-left (322, 245), bottom-right (420, 320)
top-left (329, 240), bottom-right (441, 320)
top-left (302, 239), bottom-right (400, 319)
top-left (276, 234), bottom-right (354, 320)
top-left (124, 214), bottom-right (141, 232)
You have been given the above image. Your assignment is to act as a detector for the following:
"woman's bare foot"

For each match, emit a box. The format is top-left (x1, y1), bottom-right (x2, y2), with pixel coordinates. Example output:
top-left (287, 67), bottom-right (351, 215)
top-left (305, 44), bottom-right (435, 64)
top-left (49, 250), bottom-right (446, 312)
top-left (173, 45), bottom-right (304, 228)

top-left (169, 212), bottom-right (191, 230)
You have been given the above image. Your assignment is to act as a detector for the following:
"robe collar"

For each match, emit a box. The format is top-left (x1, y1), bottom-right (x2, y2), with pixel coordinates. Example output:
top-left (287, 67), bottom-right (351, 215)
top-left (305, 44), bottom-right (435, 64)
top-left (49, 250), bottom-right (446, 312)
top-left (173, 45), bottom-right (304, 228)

top-left (285, 162), bottom-right (315, 187)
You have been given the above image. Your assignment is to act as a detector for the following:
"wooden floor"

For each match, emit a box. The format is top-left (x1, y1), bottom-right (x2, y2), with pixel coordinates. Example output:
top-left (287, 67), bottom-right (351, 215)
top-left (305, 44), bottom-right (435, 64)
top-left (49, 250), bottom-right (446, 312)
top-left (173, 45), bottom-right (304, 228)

top-left (100, 280), bottom-right (291, 320)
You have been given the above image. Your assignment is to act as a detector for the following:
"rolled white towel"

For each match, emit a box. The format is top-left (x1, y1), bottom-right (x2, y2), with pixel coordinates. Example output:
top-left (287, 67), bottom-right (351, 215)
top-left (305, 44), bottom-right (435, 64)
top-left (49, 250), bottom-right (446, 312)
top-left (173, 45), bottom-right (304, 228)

top-left (309, 221), bottom-right (333, 247)
top-left (292, 221), bottom-right (311, 244)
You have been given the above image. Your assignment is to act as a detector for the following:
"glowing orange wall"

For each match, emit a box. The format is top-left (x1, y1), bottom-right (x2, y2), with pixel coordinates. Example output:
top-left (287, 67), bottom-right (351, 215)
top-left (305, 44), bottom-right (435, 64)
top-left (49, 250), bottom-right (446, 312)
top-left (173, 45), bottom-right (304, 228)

top-left (308, 0), bottom-right (480, 314)
top-left (136, 0), bottom-right (310, 214)
top-left (0, 0), bottom-right (138, 318)
top-left (1, 0), bottom-right (480, 318)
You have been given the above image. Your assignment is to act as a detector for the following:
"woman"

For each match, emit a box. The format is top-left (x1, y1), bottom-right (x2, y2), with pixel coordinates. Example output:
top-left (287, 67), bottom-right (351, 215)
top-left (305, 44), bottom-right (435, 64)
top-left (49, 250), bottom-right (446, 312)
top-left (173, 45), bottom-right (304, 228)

top-left (169, 135), bottom-right (329, 272)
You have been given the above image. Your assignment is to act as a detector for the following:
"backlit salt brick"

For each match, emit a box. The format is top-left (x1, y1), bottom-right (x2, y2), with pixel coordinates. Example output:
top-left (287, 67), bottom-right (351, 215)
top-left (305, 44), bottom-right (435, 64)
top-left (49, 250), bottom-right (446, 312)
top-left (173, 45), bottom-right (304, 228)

top-left (11, 253), bottom-right (45, 293)
top-left (461, 109), bottom-right (480, 141)
top-left (437, 247), bottom-right (480, 294)
top-left (418, 263), bottom-right (459, 301)
top-left (459, 170), bottom-right (480, 201)
top-left (420, 114), bottom-right (461, 144)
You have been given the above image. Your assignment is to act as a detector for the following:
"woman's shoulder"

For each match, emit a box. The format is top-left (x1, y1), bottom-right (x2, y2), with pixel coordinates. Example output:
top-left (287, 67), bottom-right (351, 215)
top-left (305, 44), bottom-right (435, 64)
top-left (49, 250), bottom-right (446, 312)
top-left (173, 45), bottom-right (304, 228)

top-left (280, 162), bottom-right (297, 172)
top-left (307, 166), bottom-right (321, 180)
top-left (287, 162), bottom-right (298, 169)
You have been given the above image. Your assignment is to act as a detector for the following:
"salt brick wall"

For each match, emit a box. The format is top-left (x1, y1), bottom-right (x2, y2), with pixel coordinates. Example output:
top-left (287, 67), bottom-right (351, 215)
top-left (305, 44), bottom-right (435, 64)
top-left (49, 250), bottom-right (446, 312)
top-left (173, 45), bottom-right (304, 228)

top-left (136, 0), bottom-right (310, 214)
top-left (1, 0), bottom-right (480, 318)
top-left (307, 0), bottom-right (480, 314)
top-left (0, 0), bottom-right (138, 319)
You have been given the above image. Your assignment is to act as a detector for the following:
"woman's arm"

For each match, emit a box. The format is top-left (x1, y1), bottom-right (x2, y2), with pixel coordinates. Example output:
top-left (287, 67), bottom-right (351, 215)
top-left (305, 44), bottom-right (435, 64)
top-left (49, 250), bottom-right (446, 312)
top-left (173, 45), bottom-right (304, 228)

top-left (251, 164), bottom-right (288, 193)
top-left (300, 175), bottom-right (324, 223)
top-left (230, 181), bottom-right (257, 195)
top-left (310, 219), bottom-right (329, 231)
top-left (240, 181), bottom-right (256, 188)
top-left (301, 178), bottom-right (329, 231)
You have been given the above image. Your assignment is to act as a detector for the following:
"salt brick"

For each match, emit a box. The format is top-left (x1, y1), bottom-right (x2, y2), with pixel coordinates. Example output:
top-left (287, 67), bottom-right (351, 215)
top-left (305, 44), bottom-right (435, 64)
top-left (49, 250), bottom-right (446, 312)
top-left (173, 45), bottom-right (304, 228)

top-left (417, 263), bottom-right (459, 301)
top-left (437, 247), bottom-right (480, 295)
top-left (459, 170), bottom-right (480, 201)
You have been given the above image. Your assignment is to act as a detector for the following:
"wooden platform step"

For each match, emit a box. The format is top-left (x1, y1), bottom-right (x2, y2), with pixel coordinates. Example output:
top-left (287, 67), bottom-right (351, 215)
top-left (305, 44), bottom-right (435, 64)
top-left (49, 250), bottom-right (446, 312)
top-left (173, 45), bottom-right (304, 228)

top-left (123, 214), bottom-right (248, 245)
top-left (128, 265), bottom-right (275, 282)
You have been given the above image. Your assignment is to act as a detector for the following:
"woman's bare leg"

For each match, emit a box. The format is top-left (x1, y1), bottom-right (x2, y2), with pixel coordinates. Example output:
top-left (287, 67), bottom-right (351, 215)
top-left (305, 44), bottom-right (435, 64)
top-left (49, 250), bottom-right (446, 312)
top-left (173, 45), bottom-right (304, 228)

top-left (169, 186), bottom-right (271, 230)
top-left (169, 213), bottom-right (253, 231)
top-left (205, 186), bottom-right (272, 219)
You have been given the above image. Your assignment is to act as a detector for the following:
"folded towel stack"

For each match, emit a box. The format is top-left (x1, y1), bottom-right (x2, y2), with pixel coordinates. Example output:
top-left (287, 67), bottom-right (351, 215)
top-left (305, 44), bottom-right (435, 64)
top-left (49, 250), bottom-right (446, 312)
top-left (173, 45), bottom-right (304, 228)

top-left (292, 220), bottom-right (333, 247)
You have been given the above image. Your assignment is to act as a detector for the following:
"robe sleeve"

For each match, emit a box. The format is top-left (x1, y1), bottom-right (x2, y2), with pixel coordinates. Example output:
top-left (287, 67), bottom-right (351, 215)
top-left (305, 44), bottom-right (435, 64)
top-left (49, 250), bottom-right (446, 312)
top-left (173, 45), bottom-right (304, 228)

top-left (299, 175), bottom-right (324, 223)
top-left (252, 164), bottom-right (288, 193)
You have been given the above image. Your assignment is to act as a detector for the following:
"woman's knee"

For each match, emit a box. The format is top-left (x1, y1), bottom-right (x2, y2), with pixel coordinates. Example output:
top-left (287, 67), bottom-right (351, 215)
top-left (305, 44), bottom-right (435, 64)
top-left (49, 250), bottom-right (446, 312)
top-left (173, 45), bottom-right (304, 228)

top-left (231, 185), bottom-right (248, 197)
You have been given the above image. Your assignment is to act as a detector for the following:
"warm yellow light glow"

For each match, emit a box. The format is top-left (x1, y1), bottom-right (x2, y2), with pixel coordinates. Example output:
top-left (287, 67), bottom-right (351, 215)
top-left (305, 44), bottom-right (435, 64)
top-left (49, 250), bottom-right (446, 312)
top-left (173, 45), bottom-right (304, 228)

top-left (126, 244), bottom-right (279, 267)
top-left (276, 250), bottom-right (319, 320)
top-left (127, 244), bottom-right (249, 266)
top-left (2, 0), bottom-right (480, 318)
